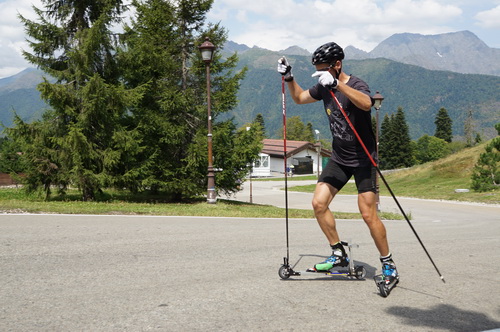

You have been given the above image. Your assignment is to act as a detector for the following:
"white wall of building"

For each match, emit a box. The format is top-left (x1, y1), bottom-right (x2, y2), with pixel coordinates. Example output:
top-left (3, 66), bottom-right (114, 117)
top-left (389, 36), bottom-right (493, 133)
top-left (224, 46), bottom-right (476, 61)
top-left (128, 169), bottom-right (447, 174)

top-left (251, 148), bottom-right (324, 177)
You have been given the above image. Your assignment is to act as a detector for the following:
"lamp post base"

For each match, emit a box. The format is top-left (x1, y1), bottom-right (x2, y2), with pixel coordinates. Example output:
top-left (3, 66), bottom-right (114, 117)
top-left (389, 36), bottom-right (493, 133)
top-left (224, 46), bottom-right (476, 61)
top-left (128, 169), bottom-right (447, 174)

top-left (207, 167), bottom-right (216, 204)
top-left (207, 188), bottom-right (217, 204)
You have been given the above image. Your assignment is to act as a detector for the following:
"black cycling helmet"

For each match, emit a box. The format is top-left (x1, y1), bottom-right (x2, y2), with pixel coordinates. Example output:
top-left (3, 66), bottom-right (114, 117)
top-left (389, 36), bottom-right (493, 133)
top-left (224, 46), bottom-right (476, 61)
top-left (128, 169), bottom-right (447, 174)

top-left (311, 42), bottom-right (345, 65)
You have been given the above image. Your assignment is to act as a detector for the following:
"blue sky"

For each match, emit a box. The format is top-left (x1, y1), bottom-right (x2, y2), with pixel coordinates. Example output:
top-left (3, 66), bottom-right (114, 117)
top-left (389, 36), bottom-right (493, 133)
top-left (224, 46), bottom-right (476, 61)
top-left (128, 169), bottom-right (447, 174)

top-left (1, 0), bottom-right (499, 78)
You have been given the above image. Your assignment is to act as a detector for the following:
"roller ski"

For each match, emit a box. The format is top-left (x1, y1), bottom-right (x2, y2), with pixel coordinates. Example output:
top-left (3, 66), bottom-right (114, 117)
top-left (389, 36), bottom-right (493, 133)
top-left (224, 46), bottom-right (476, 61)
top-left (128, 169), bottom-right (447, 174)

top-left (373, 255), bottom-right (399, 297)
top-left (278, 241), bottom-right (366, 280)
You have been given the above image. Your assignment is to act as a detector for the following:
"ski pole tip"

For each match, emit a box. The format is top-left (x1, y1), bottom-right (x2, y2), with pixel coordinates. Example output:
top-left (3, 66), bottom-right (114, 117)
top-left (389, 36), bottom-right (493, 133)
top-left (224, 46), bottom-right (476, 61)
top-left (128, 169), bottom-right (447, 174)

top-left (440, 275), bottom-right (446, 283)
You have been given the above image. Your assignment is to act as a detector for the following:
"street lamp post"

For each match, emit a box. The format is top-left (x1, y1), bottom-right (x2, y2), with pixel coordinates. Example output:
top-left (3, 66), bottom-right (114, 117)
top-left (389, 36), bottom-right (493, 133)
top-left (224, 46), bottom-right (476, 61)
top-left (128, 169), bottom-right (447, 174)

top-left (314, 129), bottom-right (321, 178)
top-left (199, 37), bottom-right (216, 204)
top-left (372, 91), bottom-right (384, 211)
top-left (246, 127), bottom-right (253, 204)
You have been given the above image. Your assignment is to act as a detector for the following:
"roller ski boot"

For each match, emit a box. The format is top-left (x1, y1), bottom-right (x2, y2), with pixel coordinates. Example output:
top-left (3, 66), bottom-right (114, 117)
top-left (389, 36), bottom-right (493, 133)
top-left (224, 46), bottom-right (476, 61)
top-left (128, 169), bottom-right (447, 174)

top-left (308, 242), bottom-right (349, 272)
top-left (374, 254), bottom-right (399, 297)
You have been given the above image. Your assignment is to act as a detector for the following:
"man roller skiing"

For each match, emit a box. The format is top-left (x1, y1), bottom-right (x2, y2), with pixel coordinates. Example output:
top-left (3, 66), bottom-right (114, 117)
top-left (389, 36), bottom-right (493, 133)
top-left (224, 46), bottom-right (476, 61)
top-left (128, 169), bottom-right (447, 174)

top-left (277, 42), bottom-right (399, 285)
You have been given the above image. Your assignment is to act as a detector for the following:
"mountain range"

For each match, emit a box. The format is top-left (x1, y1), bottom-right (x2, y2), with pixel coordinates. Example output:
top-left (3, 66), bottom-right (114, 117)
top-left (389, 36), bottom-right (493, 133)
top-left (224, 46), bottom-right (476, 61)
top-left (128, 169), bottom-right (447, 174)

top-left (225, 30), bottom-right (500, 77)
top-left (1, 30), bottom-right (499, 141)
top-left (346, 31), bottom-right (500, 76)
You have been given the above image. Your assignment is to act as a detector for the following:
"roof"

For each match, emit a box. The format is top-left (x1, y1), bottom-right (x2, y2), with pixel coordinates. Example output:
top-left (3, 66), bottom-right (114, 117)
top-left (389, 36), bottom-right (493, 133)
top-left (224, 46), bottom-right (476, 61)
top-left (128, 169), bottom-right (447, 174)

top-left (262, 139), bottom-right (331, 158)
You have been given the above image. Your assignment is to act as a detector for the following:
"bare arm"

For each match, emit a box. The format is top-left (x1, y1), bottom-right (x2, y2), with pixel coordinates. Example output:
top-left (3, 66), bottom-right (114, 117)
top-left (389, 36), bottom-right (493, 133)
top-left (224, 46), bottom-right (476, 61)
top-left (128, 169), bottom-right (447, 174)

top-left (336, 81), bottom-right (372, 111)
top-left (286, 79), bottom-right (317, 105)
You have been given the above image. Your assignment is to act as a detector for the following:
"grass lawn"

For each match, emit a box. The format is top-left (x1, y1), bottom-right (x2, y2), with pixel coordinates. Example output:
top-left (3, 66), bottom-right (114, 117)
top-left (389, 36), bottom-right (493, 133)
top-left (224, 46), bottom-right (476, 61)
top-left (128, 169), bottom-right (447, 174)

top-left (0, 187), bottom-right (382, 219)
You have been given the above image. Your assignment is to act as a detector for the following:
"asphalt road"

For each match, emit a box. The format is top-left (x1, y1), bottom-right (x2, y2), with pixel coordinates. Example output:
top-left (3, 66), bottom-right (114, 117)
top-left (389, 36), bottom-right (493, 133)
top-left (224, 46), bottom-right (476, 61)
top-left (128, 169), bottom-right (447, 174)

top-left (1, 182), bottom-right (499, 331)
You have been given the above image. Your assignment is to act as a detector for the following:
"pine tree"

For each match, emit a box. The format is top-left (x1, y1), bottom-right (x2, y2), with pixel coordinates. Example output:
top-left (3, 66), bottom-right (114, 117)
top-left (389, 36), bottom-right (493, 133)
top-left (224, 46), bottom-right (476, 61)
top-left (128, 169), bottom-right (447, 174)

top-left (12, 0), bottom-right (142, 200)
top-left (0, 137), bottom-right (23, 174)
top-left (392, 107), bottom-right (414, 168)
top-left (434, 107), bottom-right (453, 143)
top-left (379, 107), bottom-right (414, 169)
top-left (118, 0), bottom-right (260, 200)
top-left (253, 113), bottom-right (266, 137)
top-left (378, 113), bottom-right (394, 169)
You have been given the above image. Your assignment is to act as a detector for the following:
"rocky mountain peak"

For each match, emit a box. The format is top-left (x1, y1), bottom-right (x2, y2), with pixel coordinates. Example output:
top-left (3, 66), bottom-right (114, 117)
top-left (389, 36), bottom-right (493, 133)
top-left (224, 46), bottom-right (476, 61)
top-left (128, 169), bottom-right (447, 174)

top-left (368, 30), bottom-right (499, 75)
top-left (279, 45), bottom-right (311, 56)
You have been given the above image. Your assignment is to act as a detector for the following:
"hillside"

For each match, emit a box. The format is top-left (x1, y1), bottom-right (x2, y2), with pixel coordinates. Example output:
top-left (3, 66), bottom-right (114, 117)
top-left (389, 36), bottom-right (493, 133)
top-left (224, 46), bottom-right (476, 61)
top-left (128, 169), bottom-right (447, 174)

top-left (231, 49), bottom-right (500, 140)
top-left (290, 141), bottom-right (499, 205)
top-left (379, 141), bottom-right (497, 203)
top-left (0, 68), bottom-right (48, 128)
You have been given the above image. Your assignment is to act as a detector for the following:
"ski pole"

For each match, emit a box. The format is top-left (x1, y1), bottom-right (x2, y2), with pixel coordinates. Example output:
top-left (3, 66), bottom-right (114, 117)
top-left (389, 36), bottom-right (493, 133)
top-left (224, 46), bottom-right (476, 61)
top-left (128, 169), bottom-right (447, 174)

top-left (282, 76), bottom-right (290, 264)
top-left (328, 90), bottom-right (446, 283)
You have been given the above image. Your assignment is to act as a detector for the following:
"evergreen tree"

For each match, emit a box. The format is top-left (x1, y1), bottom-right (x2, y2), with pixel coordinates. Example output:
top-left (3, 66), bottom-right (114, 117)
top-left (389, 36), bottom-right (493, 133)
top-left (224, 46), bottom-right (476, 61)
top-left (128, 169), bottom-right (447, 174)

top-left (253, 113), bottom-right (266, 137)
top-left (11, 0), bottom-right (142, 200)
top-left (379, 107), bottom-right (414, 169)
top-left (118, 0), bottom-right (260, 199)
top-left (378, 113), bottom-right (394, 169)
top-left (434, 107), bottom-right (453, 143)
top-left (392, 107), bottom-right (414, 168)
top-left (471, 123), bottom-right (500, 192)
top-left (0, 137), bottom-right (23, 174)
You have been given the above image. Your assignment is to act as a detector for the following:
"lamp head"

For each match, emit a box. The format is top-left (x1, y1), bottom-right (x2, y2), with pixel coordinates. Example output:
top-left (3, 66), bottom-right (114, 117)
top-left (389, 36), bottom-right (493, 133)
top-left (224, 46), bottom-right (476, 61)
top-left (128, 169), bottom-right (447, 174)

top-left (199, 37), bottom-right (215, 63)
top-left (372, 91), bottom-right (384, 110)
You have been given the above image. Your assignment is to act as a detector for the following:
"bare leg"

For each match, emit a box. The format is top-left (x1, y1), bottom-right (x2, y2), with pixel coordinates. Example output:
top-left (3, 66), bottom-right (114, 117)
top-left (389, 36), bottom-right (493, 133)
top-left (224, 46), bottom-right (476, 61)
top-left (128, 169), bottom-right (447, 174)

top-left (358, 191), bottom-right (389, 256)
top-left (312, 182), bottom-right (340, 245)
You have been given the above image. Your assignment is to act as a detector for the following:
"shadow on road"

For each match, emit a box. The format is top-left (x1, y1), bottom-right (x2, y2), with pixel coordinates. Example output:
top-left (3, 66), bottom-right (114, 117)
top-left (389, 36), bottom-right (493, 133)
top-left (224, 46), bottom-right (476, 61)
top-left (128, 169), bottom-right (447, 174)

top-left (387, 304), bottom-right (500, 332)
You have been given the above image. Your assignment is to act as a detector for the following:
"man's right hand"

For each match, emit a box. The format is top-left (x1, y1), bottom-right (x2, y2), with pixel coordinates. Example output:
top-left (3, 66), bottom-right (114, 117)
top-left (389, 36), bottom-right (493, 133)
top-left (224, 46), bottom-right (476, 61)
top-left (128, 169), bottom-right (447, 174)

top-left (277, 56), bottom-right (293, 81)
top-left (312, 70), bottom-right (338, 89)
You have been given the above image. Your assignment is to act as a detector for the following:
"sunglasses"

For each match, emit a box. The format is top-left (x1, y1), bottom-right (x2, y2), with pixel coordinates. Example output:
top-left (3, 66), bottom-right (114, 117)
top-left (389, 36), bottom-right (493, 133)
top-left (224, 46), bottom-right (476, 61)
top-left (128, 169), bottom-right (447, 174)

top-left (317, 66), bottom-right (332, 71)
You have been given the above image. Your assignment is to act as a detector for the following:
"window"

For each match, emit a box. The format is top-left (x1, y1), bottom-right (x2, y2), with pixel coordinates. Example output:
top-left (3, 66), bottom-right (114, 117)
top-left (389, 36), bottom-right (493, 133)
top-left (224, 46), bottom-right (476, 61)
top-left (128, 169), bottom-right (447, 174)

top-left (254, 155), bottom-right (269, 168)
top-left (261, 155), bottom-right (269, 167)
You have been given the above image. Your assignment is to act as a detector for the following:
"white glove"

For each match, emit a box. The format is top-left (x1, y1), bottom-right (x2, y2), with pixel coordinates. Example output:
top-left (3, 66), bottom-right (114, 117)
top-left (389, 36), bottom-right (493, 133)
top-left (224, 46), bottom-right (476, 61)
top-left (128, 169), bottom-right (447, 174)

top-left (312, 70), bottom-right (338, 89)
top-left (277, 56), bottom-right (293, 81)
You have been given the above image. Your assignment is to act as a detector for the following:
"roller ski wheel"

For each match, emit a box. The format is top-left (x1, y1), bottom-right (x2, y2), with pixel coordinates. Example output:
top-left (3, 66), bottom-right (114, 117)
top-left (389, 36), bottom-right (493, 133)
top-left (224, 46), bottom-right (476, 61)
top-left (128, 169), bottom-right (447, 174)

top-left (278, 265), bottom-right (291, 280)
top-left (355, 266), bottom-right (366, 280)
top-left (374, 275), bottom-right (399, 297)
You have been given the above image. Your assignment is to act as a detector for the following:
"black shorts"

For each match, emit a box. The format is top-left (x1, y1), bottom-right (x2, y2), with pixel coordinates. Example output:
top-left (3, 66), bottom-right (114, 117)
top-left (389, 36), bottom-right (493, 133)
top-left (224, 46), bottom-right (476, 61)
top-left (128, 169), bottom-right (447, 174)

top-left (318, 159), bottom-right (377, 194)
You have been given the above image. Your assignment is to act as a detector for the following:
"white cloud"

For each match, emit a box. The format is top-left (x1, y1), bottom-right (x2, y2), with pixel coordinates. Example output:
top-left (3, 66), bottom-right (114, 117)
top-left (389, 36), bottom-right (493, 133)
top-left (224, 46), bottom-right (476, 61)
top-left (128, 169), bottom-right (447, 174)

top-left (474, 5), bottom-right (500, 28)
top-left (0, 0), bottom-right (43, 77)
top-left (209, 0), bottom-right (465, 52)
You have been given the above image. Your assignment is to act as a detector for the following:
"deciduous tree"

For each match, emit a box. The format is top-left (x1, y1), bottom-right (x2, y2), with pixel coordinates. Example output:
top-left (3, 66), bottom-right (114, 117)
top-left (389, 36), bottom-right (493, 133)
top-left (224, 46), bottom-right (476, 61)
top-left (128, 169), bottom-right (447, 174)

top-left (415, 135), bottom-right (448, 164)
